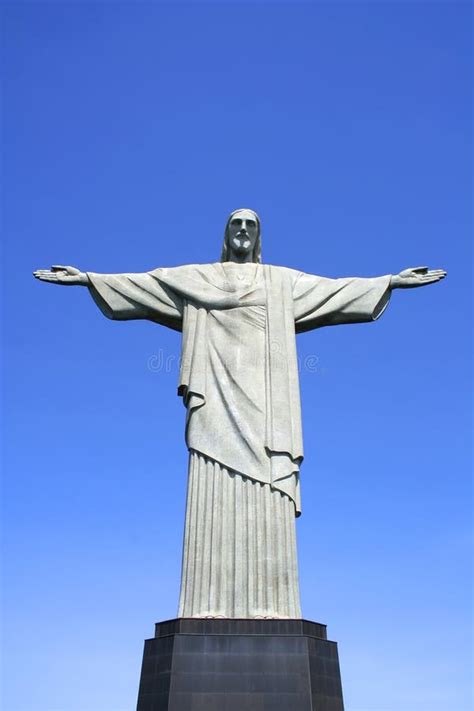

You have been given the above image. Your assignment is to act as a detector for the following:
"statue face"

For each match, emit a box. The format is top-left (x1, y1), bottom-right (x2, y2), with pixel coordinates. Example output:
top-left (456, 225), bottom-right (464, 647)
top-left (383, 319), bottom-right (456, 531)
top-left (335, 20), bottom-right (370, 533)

top-left (227, 210), bottom-right (259, 259)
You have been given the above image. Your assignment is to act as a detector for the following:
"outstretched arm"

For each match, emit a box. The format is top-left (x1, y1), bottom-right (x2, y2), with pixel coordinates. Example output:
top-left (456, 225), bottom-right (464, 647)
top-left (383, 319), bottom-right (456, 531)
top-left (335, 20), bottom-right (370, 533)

top-left (293, 264), bottom-right (446, 333)
top-left (33, 265), bottom-right (89, 285)
top-left (293, 271), bottom-right (392, 332)
top-left (390, 266), bottom-right (446, 289)
top-left (33, 264), bottom-right (184, 331)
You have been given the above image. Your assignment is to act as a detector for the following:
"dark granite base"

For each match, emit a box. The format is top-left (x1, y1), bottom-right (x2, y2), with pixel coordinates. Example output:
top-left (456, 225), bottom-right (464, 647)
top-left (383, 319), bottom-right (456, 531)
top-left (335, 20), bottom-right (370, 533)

top-left (136, 618), bottom-right (344, 710)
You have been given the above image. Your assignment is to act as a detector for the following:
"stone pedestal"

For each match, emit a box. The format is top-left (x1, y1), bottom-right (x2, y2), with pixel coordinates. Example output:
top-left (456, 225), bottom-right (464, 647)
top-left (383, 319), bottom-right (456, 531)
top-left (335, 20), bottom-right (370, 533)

top-left (136, 618), bottom-right (344, 710)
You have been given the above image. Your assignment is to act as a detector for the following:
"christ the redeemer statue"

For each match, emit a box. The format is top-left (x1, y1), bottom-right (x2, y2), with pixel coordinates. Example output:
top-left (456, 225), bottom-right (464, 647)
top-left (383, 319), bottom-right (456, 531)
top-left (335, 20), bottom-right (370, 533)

top-left (34, 209), bottom-right (446, 620)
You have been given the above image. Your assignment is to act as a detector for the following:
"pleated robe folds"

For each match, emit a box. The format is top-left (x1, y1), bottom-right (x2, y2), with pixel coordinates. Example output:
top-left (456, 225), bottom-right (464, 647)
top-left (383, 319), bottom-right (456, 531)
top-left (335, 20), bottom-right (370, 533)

top-left (87, 262), bottom-right (391, 618)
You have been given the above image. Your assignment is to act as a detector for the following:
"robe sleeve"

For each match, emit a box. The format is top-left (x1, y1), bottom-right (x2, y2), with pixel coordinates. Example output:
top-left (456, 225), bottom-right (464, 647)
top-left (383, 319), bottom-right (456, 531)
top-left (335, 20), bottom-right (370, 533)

top-left (86, 269), bottom-right (183, 332)
top-left (293, 271), bottom-right (392, 333)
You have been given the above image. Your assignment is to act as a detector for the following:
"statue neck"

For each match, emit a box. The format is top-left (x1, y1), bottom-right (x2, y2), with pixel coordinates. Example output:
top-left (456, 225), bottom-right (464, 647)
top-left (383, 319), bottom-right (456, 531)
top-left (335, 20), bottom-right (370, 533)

top-left (228, 253), bottom-right (255, 264)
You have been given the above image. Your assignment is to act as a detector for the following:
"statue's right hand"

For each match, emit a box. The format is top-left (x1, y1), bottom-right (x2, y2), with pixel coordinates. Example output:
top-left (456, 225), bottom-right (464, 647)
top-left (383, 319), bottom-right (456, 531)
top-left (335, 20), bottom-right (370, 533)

top-left (33, 265), bottom-right (89, 286)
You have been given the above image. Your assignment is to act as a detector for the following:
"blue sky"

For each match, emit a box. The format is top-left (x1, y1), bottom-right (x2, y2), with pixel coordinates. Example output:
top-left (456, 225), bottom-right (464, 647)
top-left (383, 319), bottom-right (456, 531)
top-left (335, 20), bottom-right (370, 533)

top-left (2, 2), bottom-right (472, 710)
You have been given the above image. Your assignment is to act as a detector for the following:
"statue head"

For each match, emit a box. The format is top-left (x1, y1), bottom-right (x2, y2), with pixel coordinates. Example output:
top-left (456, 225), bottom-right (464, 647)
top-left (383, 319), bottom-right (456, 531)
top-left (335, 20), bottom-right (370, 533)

top-left (221, 208), bottom-right (262, 263)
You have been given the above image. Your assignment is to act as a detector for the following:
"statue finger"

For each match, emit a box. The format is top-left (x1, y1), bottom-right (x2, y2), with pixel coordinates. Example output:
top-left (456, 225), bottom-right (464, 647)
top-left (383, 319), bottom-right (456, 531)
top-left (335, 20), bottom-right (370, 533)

top-left (420, 277), bottom-right (442, 285)
top-left (52, 265), bottom-right (68, 272)
top-left (422, 272), bottom-right (445, 279)
top-left (412, 266), bottom-right (428, 274)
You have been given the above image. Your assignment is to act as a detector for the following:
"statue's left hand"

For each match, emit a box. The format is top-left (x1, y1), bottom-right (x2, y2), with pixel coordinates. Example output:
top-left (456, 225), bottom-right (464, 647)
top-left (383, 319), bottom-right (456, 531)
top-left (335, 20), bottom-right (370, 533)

top-left (391, 266), bottom-right (447, 289)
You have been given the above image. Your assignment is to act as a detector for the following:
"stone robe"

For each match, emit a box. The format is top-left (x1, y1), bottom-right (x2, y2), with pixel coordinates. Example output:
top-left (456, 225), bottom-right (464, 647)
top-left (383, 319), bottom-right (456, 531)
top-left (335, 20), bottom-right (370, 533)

top-left (87, 262), bottom-right (391, 618)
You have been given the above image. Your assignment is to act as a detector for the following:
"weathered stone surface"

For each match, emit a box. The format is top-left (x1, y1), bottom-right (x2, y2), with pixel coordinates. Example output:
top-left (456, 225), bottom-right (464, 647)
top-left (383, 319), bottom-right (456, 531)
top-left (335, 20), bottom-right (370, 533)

top-left (33, 209), bottom-right (446, 620)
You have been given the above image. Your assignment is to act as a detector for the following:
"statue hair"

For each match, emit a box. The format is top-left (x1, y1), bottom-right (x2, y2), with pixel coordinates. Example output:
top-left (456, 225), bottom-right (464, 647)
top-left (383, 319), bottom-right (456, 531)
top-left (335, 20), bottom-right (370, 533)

top-left (220, 209), bottom-right (262, 263)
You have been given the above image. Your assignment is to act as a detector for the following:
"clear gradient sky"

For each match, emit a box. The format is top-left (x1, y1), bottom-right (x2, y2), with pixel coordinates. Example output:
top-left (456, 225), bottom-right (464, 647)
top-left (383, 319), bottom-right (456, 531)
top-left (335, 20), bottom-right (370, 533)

top-left (2, 2), bottom-right (472, 710)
